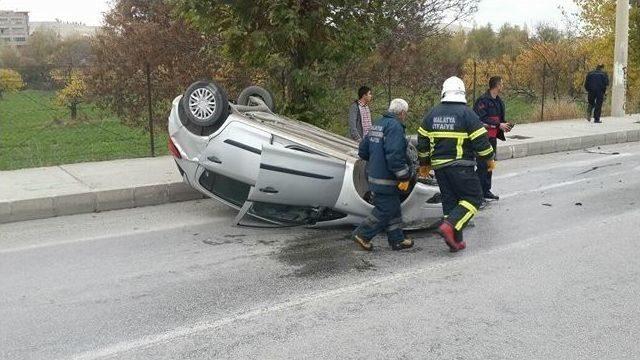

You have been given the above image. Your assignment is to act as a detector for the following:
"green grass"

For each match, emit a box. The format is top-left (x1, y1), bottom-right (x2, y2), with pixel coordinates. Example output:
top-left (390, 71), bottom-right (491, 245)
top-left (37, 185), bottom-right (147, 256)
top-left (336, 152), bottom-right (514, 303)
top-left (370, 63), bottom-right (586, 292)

top-left (504, 96), bottom-right (538, 124)
top-left (0, 90), bottom-right (167, 170)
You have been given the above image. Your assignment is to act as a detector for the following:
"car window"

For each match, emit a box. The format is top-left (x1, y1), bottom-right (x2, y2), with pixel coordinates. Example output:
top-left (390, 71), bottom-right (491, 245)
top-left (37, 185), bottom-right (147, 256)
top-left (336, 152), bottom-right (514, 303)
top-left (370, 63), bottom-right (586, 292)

top-left (198, 169), bottom-right (250, 207)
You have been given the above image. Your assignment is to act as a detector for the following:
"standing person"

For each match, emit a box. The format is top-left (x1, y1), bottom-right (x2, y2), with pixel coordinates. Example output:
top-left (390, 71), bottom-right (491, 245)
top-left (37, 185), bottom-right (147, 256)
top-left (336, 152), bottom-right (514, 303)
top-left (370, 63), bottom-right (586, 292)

top-left (352, 98), bottom-right (414, 251)
top-left (473, 76), bottom-right (511, 201)
top-left (348, 86), bottom-right (373, 141)
top-left (417, 77), bottom-right (495, 252)
top-left (584, 64), bottom-right (609, 123)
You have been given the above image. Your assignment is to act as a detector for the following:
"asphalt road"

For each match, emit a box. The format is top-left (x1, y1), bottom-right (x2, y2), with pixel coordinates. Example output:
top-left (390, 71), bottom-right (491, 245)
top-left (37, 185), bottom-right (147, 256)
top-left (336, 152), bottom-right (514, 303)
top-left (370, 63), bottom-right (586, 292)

top-left (2, 142), bottom-right (640, 360)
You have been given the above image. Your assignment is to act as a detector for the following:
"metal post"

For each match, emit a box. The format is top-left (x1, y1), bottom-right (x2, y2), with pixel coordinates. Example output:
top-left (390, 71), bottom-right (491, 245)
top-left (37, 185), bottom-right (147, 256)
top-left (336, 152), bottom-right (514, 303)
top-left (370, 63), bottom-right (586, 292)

top-left (387, 65), bottom-right (392, 105)
top-left (473, 59), bottom-right (477, 104)
top-left (611, 0), bottom-right (629, 117)
top-left (541, 63), bottom-right (546, 122)
top-left (145, 62), bottom-right (155, 157)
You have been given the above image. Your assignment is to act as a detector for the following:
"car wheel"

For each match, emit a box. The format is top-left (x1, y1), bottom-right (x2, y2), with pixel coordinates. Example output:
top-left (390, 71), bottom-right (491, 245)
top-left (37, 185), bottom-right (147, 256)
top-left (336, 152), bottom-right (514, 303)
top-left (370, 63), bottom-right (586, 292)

top-left (180, 80), bottom-right (229, 135)
top-left (237, 85), bottom-right (276, 111)
top-left (406, 143), bottom-right (419, 170)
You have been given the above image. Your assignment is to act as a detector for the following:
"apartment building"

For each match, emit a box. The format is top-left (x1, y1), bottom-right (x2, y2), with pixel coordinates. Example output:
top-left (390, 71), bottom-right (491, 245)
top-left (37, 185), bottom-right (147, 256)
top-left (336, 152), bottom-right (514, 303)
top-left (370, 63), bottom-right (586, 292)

top-left (30, 21), bottom-right (97, 38)
top-left (0, 10), bottom-right (29, 46)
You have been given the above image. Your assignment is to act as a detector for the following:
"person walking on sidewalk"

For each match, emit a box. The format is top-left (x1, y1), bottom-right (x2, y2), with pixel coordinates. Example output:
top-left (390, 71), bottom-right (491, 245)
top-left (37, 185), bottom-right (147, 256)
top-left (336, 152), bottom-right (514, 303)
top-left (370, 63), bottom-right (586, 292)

top-left (473, 76), bottom-right (511, 201)
top-left (584, 64), bottom-right (609, 123)
top-left (417, 77), bottom-right (495, 252)
top-left (352, 98), bottom-right (414, 252)
top-left (348, 86), bottom-right (373, 141)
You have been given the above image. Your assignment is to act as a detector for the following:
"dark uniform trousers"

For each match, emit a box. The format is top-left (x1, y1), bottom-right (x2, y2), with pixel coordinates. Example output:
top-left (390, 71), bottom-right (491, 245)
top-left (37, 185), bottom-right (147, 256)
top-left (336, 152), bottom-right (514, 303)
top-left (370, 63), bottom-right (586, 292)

top-left (475, 136), bottom-right (497, 195)
top-left (354, 193), bottom-right (404, 246)
top-left (588, 92), bottom-right (604, 122)
top-left (435, 165), bottom-right (483, 231)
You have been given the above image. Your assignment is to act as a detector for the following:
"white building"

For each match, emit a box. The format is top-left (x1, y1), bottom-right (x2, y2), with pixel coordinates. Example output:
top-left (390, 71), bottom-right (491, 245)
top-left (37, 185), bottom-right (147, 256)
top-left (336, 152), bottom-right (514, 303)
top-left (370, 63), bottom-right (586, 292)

top-left (0, 10), bottom-right (29, 46)
top-left (29, 21), bottom-right (97, 39)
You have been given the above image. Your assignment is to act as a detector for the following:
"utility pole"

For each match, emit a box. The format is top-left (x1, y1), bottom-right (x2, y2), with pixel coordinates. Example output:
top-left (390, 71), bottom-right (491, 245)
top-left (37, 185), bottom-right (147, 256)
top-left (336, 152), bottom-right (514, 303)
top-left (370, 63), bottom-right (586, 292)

top-left (611, 0), bottom-right (629, 117)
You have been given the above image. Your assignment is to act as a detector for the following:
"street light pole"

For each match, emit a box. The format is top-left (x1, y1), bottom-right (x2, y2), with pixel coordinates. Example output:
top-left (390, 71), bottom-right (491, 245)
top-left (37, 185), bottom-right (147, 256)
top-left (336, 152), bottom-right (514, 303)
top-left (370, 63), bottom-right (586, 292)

top-left (611, 0), bottom-right (629, 117)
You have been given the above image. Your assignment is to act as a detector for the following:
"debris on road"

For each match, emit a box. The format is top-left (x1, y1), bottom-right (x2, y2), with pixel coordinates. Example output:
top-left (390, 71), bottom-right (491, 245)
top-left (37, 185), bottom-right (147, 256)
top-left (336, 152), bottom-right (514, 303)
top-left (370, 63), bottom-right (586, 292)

top-left (585, 147), bottom-right (621, 155)
top-left (577, 162), bottom-right (622, 175)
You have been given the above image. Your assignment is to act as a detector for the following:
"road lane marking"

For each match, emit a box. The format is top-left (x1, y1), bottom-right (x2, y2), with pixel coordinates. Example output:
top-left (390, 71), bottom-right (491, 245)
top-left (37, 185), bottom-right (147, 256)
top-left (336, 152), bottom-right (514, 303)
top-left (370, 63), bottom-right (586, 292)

top-left (0, 217), bottom-right (222, 255)
top-left (500, 179), bottom-right (590, 199)
top-left (493, 152), bottom-right (634, 180)
top-left (500, 169), bottom-right (635, 199)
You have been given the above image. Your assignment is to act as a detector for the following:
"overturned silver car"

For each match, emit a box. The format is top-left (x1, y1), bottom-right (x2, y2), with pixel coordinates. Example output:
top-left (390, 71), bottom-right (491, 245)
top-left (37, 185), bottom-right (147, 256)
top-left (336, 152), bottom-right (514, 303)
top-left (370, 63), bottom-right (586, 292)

top-left (167, 81), bottom-right (442, 228)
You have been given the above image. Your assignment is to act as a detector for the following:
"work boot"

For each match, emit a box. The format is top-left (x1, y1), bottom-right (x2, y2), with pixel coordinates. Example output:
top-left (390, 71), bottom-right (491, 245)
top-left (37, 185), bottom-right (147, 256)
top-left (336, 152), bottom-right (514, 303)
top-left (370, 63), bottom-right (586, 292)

top-left (391, 238), bottom-right (414, 251)
top-left (484, 191), bottom-right (499, 200)
top-left (438, 220), bottom-right (466, 252)
top-left (353, 234), bottom-right (372, 251)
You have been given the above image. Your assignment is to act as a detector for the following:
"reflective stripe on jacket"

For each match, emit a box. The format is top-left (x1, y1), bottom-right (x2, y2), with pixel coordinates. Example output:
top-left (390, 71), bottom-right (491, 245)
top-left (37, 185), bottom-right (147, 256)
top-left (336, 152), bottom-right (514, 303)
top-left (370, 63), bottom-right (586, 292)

top-left (417, 102), bottom-right (494, 169)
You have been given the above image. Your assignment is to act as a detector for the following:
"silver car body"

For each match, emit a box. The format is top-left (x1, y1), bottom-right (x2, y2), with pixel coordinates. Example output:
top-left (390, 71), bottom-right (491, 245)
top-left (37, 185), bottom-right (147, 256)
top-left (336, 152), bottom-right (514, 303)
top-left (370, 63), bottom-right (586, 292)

top-left (168, 95), bottom-right (443, 228)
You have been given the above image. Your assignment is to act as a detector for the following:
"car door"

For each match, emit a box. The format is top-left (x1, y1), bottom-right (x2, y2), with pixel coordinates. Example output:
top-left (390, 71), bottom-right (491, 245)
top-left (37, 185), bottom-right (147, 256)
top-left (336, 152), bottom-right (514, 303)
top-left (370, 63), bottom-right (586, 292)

top-left (248, 144), bottom-right (346, 208)
top-left (199, 120), bottom-right (272, 186)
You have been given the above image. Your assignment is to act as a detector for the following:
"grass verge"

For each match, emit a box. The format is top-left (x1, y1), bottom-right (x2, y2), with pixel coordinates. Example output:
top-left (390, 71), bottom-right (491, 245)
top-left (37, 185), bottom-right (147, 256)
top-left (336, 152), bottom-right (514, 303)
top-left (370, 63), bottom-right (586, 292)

top-left (0, 90), bottom-right (167, 170)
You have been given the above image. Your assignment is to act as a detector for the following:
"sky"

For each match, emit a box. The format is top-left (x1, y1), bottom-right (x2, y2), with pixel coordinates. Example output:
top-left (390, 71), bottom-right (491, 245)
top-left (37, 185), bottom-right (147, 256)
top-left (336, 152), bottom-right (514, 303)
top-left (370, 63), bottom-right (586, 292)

top-left (0, 0), bottom-right (580, 28)
top-left (472, 0), bottom-right (580, 29)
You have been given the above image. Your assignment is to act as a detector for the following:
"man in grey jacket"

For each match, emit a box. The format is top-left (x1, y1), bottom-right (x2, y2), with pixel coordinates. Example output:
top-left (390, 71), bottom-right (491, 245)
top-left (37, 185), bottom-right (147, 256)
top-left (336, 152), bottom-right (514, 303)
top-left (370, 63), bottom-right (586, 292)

top-left (348, 86), bottom-right (373, 141)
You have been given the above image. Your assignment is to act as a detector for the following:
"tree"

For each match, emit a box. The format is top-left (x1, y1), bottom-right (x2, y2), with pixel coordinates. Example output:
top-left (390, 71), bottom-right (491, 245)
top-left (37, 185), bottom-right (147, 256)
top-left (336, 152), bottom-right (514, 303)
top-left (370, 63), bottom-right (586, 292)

top-left (87, 0), bottom-right (222, 130)
top-left (465, 25), bottom-right (499, 59)
top-left (175, 0), bottom-right (479, 122)
top-left (52, 35), bottom-right (93, 81)
top-left (534, 23), bottom-right (563, 43)
top-left (19, 29), bottom-right (61, 87)
top-left (0, 45), bottom-right (22, 69)
top-left (0, 69), bottom-right (24, 99)
top-left (496, 24), bottom-right (529, 59)
top-left (56, 72), bottom-right (86, 120)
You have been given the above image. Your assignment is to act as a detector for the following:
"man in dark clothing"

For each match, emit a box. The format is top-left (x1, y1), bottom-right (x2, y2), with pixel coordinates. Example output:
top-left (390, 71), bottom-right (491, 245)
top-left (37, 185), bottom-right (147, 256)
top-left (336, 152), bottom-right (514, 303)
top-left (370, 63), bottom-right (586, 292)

top-left (353, 98), bottom-right (414, 251)
top-left (417, 77), bottom-right (495, 252)
top-left (584, 65), bottom-right (609, 123)
top-left (473, 76), bottom-right (511, 201)
top-left (348, 86), bottom-right (373, 141)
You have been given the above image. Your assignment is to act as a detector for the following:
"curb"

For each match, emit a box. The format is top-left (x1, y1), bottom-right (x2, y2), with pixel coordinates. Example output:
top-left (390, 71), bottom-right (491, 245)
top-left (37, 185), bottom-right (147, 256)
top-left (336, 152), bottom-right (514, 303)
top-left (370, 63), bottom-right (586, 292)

top-left (0, 181), bottom-right (204, 224)
top-left (494, 129), bottom-right (640, 160)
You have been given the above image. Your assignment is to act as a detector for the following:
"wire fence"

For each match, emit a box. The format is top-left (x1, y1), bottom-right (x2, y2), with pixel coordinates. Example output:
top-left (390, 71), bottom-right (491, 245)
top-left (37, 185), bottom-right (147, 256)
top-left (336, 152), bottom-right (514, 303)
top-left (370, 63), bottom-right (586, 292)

top-left (0, 65), bottom-right (166, 170)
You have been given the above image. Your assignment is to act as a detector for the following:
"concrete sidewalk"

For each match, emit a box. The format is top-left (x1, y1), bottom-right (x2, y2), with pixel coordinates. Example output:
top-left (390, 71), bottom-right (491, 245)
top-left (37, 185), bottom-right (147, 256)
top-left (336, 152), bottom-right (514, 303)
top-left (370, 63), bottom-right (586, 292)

top-left (1, 114), bottom-right (639, 224)
top-left (0, 157), bottom-right (202, 224)
top-left (495, 114), bottom-right (640, 160)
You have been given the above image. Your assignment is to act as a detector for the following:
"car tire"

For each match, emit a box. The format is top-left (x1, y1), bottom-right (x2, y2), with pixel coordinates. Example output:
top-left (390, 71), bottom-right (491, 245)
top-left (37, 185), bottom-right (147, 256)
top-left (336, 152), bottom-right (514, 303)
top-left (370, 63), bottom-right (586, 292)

top-left (237, 85), bottom-right (276, 111)
top-left (406, 142), bottom-right (419, 170)
top-left (180, 80), bottom-right (229, 135)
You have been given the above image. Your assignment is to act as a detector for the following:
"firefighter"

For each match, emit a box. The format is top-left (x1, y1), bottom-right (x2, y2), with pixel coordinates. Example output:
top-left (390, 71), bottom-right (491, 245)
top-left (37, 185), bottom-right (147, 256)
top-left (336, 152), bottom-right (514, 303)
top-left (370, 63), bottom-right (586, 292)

top-left (353, 98), bottom-right (415, 251)
top-left (417, 77), bottom-right (495, 252)
top-left (473, 76), bottom-right (512, 201)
